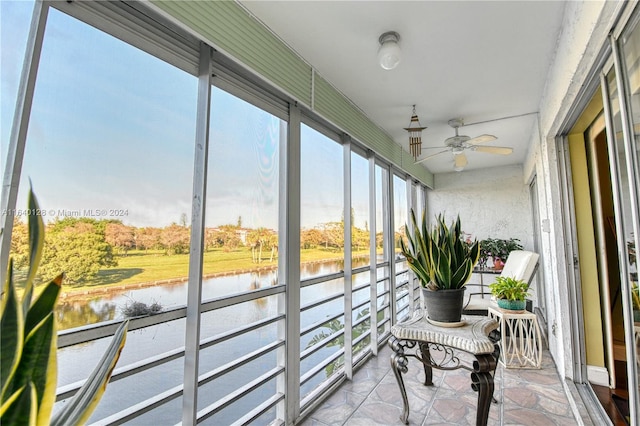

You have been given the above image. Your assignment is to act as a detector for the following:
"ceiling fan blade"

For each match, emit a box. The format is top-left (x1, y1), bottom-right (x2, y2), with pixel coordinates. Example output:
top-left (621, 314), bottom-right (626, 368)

top-left (467, 134), bottom-right (497, 145)
top-left (415, 149), bottom-right (450, 164)
top-left (473, 145), bottom-right (513, 155)
top-left (454, 153), bottom-right (468, 169)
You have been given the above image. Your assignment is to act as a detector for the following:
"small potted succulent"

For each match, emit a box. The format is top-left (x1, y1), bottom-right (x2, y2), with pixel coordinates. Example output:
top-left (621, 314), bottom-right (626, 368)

top-left (488, 276), bottom-right (530, 311)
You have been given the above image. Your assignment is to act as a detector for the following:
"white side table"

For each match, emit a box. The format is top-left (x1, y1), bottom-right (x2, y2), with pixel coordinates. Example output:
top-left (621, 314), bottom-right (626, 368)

top-left (488, 306), bottom-right (542, 369)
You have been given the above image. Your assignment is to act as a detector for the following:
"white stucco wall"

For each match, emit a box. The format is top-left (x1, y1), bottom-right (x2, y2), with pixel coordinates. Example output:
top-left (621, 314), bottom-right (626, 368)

top-left (522, 0), bottom-right (626, 387)
top-left (426, 165), bottom-right (533, 250)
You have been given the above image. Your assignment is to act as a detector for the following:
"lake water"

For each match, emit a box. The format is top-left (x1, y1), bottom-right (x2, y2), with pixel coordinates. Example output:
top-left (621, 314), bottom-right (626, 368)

top-left (56, 260), bottom-right (380, 424)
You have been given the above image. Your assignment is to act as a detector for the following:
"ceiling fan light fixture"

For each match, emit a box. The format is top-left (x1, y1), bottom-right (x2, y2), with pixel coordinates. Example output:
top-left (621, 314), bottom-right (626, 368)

top-left (377, 31), bottom-right (401, 70)
top-left (453, 153), bottom-right (467, 172)
top-left (404, 105), bottom-right (427, 160)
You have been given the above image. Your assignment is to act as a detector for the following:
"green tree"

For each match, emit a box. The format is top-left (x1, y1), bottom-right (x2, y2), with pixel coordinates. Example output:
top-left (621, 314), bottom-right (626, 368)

top-left (301, 228), bottom-right (323, 249)
top-left (217, 225), bottom-right (242, 252)
top-left (39, 218), bottom-right (117, 285)
top-left (160, 224), bottom-right (190, 255)
top-left (352, 227), bottom-right (369, 252)
top-left (247, 227), bottom-right (276, 263)
top-left (9, 219), bottom-right (29, 270)
top-left (322, 221), bottom-right (344, 250)
top-left (135, 227), bottom-right (161, 251)
top-left (105, 221), bottom-right (135, 255)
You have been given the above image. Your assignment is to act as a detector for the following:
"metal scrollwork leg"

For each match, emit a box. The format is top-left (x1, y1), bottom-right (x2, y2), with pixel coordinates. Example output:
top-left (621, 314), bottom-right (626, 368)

top-left (471, 353), bottom-right (497, 426)
top-left (418, 342), bottom-right (433, 386)
top-left (389, 337), bottom-right (411, 424)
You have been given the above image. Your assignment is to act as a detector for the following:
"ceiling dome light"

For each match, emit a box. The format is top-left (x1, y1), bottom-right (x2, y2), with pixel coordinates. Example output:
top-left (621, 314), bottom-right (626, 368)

top-left (377, 31), bottom-right (401, 70)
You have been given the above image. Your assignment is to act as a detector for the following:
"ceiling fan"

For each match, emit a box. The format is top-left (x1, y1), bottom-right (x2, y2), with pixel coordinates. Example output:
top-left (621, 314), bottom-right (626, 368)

top-left (415, 118), bottom-right (513, 171)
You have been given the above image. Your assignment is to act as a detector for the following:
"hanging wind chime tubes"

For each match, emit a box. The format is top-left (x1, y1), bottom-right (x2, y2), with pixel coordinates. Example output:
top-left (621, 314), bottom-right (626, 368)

top-left (404, 105), bottom-right (427, 160)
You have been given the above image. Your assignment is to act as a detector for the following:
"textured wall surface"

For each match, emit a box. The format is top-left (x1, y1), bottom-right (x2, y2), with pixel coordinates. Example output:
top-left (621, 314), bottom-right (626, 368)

top-left (426, 165), bottom-right (534, 250)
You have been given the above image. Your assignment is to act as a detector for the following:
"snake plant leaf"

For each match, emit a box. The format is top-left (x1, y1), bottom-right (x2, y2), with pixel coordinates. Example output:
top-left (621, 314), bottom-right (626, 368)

top-left (1, 261), bottom-right (22, 399)
top-left (24, 275), bottom-right (62, 337)
top-left (0, 386), bottom-right (24, 418)
top-left (22, 188), bottom-right (45, 316)
top-left (1, 383), bottom-right (37, 426)
top-left (401, 210), bottom-right (480, 290)
top-left (9, 313), bottom-right (56, 421)
top-left (51, 320), bottom-right (128, 426)
top-left (25, 277), bottom-right (61, 425)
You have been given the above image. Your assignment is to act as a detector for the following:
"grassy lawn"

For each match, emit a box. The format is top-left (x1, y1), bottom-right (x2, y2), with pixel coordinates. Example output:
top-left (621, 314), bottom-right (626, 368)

top-left (64, 247), bottom-right (372, 293)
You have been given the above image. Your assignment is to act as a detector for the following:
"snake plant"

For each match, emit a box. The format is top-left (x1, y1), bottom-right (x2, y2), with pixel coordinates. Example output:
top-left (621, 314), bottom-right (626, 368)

top-left (400, 210), bottom-right (480, 290)
top-left (1, 188), bottom-right (127, 425)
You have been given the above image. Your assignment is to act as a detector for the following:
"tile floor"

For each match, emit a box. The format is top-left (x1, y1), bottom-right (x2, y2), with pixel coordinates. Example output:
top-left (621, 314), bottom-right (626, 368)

top-left (301, 343), bottom-right (578, 425)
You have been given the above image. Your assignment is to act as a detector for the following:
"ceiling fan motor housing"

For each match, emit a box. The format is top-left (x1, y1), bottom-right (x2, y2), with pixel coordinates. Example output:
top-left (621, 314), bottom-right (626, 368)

top-left (445, 135), bottom-right (470, 149)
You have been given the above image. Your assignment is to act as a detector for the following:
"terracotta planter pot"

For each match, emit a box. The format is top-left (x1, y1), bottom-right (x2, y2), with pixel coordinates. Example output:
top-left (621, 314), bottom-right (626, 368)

top-left (422, 287), bottom-right (466, 323)
top-left (493, 258), bottom-right (504, 271)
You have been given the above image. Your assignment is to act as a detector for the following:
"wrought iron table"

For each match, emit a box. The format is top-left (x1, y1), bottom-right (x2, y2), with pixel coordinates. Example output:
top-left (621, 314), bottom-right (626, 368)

top-left (389, 311), bottom-right (500, 426)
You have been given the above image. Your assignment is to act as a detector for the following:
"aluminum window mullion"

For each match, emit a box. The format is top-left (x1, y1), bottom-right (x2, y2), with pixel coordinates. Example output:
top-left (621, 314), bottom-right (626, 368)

top-left (198, 340), bottom-right (284, 388)
top-left (280, 102), bottom-right (301, 424)
top-left (196, 367), bottom-right (284, 423)
top-left (368, 155), bottom-right (378, 352)
top-left (384, 166), bottom-right (396, 324)
top-left (406, 178), bottom-right (416, 314)
top-left (300, 292), bottom-right (343, 312)
top-left (300, 271), bottom-right (344, 287)
top-left (300, 329), bottom-right (345, 360)
top-left (182, 41), bottom-right (212, 426)
top-left (343, 134), bottom-right (353, 379)
top-left (300, 349), bottom-right (345, 385)
top-left (0, 0), bottom-right (48, 287)
top-left (231, 394), bottom-right (285, 426)
top-left (300, 311), bottom-right (343, 337)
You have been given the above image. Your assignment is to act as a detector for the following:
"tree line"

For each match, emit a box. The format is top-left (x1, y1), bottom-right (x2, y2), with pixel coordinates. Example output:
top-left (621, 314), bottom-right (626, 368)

top-left (10, 216), bottom-right (389, 285)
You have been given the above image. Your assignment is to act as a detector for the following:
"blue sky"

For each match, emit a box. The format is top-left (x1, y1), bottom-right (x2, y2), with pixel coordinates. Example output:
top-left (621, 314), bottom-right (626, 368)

top-left (1, 1), bottom-right (371, 231)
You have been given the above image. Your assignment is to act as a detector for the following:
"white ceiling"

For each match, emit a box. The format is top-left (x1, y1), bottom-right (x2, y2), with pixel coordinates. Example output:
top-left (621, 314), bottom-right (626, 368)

top-left (239, 1), bottom-right (566, 174)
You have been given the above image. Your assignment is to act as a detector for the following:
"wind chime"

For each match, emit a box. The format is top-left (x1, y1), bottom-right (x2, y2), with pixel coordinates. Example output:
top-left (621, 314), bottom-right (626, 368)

top-left (404, 105), bottom-right (427, 160)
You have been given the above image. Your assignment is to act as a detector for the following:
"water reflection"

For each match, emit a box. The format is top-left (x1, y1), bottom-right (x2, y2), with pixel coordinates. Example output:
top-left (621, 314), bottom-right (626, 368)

top-left (57, 260), bottom-right (370, 330)
top-left (57, 299), bottom-right (117, 330)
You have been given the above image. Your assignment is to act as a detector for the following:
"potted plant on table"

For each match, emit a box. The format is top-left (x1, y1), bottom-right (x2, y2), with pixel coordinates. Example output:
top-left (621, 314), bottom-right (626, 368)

top-left (488, 276), bottom-right (530, 312)
top-left (400, 210), bottom-right (480, 325)
top-left (479, 238), bottom-right (523, 270)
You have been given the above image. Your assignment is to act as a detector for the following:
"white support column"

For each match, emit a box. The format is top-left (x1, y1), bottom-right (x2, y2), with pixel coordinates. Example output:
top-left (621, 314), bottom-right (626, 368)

top-left (368, 154), bottom-right (378, 354)
top-left (406, 178), bottom-right (415, 313)
top-left (182, 42), bottom-right (211, 426)
top-left (342, 134), bottom-right (353, 379)
top-left (385, 169), bottom-right (396, 323)
top-left (0, 0), bottom-right (48, 286)
top-left (280, 103), bottom-right (301, 424)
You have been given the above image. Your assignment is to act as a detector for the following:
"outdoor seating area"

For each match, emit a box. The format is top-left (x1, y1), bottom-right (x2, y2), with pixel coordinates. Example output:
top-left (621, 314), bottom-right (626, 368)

top-left (302, 343), bottom-right (578, 425)
top-left (463, 250), bottom-right (540, 316)
top-left (3, 1), bottom-right (640, 425)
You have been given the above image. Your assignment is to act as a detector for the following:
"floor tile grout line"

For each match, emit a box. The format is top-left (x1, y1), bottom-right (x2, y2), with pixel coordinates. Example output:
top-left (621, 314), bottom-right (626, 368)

top-left (421, 369), bottom-right (446, 426)
top-left (340, 358), bottom-right (391, 425)
top-left (498, 365), bottom-right (504, 426)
